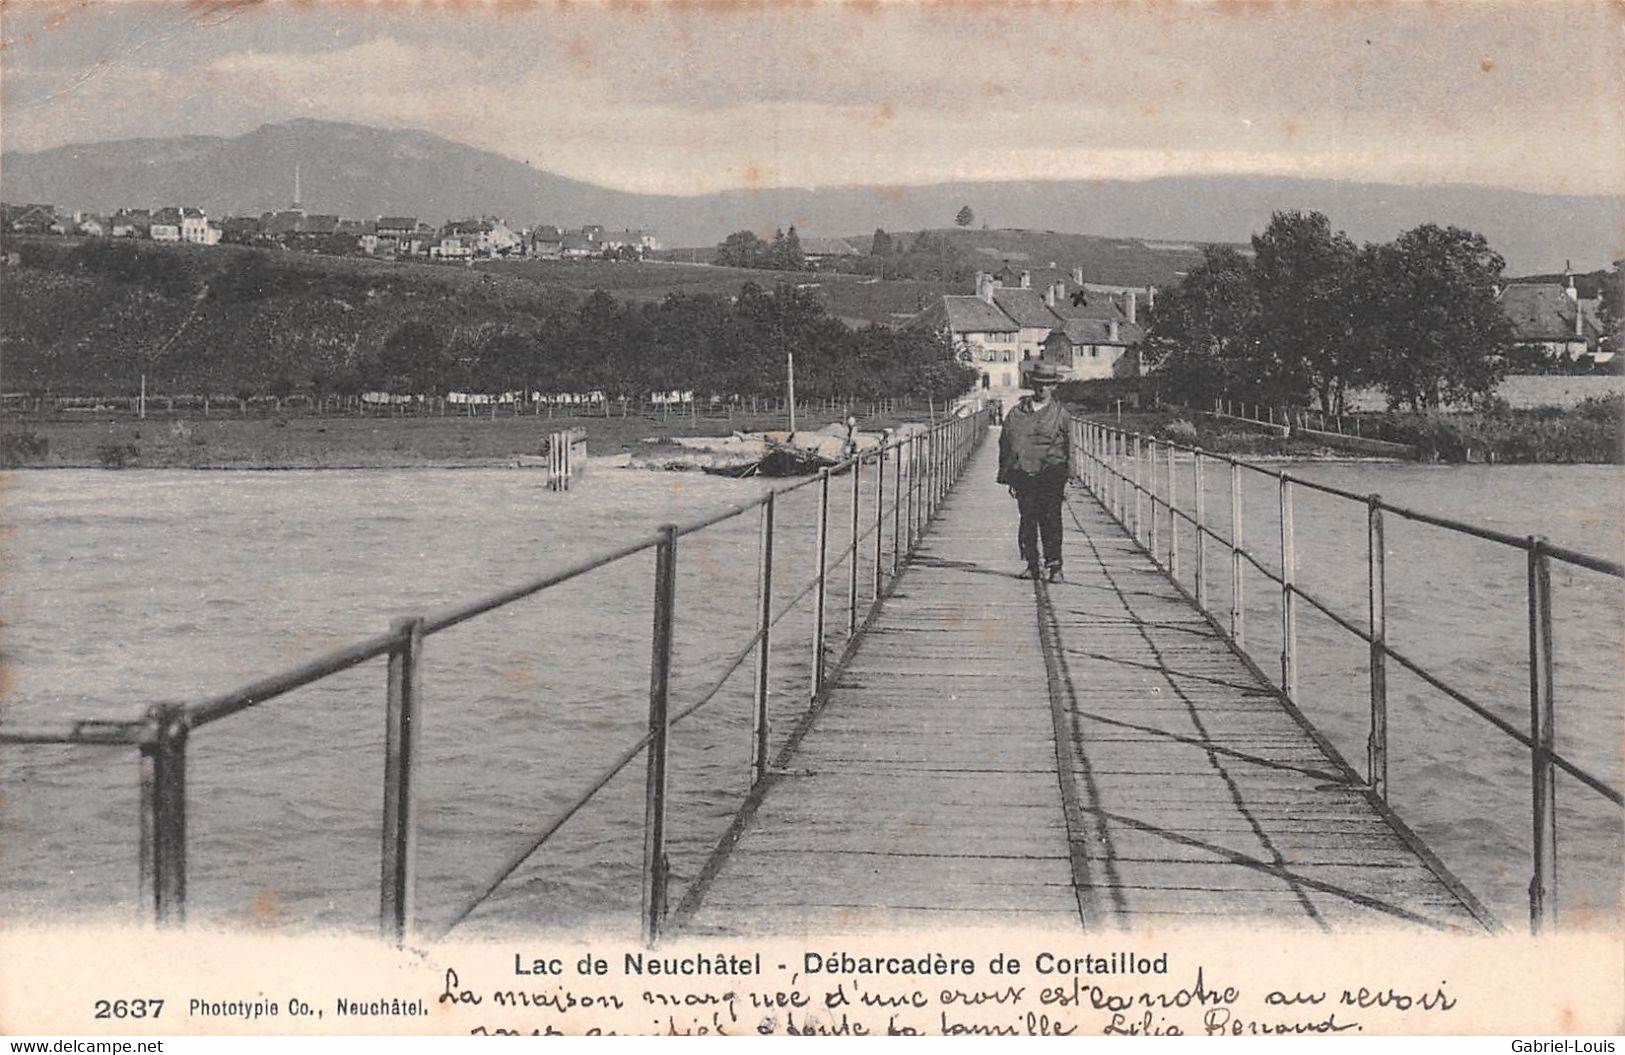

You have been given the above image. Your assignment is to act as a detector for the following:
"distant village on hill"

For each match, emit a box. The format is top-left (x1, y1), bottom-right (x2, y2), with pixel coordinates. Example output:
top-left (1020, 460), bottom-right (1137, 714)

top-left (2, 168), bottom-right (1619, 396)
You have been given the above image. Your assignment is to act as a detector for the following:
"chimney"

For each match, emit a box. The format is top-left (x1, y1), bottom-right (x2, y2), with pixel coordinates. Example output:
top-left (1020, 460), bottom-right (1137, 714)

top-left (1071, 266), bottom-right (1085, 286)
top-left (975, 272), bottom-right (994, 304)
top-left (1125, 291), bottom-right (1138, 325)
top-left (1147, 286), bottom-right (1157, 309)
top-left (1109, 320), bottom-right (1120, 342)
top-left (1045, 283), bottom-right (1057, 308)
top-left (1019, 270), bottom-right (1031, 289)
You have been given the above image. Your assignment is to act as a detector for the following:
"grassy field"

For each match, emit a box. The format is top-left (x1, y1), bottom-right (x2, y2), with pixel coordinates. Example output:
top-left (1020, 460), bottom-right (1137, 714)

top-left (1, 402), bottom-right (936, 469)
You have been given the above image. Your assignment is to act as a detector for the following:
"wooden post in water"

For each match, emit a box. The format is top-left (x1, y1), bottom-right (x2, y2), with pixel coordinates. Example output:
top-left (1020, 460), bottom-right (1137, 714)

top-left (1526, 537), bottom-right (1558, 933)
top-left (642, 525), bottom-right (677, 944)
top-left (1194, 450), bottom-right (1207, 612)
top-left (380, 615), bottom-right (424, 943)
top-left (1230, 462), bottom-right (1245, 647)
top-left (811, 469), bottom-right (831, 699)
top-left (1367, 496), bottom-right (1387, 799)
top-left (139, 703), bottom-right (188, 926)
top-left (786, 353), bottom-right (797, 435)
top-left (1279, 477), bottom-right (1298, 701)
top-left (751, 496), bottom-right (775, 786)
top-left (848, 455), bottom-right (861, 637)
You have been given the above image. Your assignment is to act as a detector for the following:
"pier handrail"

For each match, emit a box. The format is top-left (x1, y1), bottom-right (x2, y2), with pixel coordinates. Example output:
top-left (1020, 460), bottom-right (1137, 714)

top-left (1071, 418), bottom-right (1623, 933)
top-left (0, 407), bottom-right (991, 943)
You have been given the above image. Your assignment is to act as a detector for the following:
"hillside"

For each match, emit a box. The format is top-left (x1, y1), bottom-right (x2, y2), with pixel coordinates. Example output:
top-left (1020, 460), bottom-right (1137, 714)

top-left (3, 119), bottom-right (1620, 274)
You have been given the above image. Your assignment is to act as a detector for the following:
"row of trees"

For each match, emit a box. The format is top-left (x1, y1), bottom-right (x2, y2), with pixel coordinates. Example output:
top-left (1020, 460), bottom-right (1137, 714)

top-left (373, 284), bottom-right (977, 404)
top-left (2, 235), bottom-right (978, 404)
top-left (1145, 212), bottom-right (1514, 411)
top-left (714, 227), bottom-right (807, 271)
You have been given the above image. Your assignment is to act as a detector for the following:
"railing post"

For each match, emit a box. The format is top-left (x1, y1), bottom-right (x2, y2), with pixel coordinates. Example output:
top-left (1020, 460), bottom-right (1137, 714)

top-left (1194, 450), bottom-right (1207, 611)
top-left (1132, 434), bottom-right (1143, 544)
top-left (642, 524), bottom-right (678, 944)
top-left (751, 495), bottom-right (775, 786)
top-left (1148, 438), bottom-right (1159, 561)
top-left (1167, 444), bottom-right (1179, 580)
top-left (1279, 476), bottom-right (1298, 701)
top-left (849, 454), bottom-right (861, 637)
top-left (1112, 430), bottom-right (1123, 521)
top-left (890, 433), bottom-right (901, 575)
top-left (381, 614), bottom-right (425, 943)
top-left (811, 468), bottom-right (831, 699)
top-left (1230, 462), bottom-right (1245, 646)
top-left (1366, 497), bottom-right (1388, 799)
top-left (906, 435), bottom-right (917, 552)
top-left (139, 702), bottom-right (188, 926)
top-left (1527, 536), bottom-right (1558, 933)
top-left (874, 446), bottom-right (886, 597)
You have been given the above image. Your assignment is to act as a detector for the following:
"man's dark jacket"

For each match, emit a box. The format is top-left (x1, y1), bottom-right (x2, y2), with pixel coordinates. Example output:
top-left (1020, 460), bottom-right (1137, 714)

top-left (997, 397), bottom-right (1071, 484)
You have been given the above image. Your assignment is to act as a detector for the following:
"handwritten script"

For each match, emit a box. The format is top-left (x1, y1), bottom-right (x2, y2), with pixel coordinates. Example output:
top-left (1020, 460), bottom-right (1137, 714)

top-left (432, 949), bottom-right (1459, 1036)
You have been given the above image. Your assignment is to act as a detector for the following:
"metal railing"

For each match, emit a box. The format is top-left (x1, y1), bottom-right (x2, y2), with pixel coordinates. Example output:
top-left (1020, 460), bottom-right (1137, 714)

top-left (1072, 418), bottom-right (1623, 933)
top-left (0, 409), bottom-right (991, 943)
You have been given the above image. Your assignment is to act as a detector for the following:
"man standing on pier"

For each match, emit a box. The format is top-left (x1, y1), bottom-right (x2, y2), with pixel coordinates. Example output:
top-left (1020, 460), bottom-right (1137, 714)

top-left (996, 363), bottom-right (1071, 582)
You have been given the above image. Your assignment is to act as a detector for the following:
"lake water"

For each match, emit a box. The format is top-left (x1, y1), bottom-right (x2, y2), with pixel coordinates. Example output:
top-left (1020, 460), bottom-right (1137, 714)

top-left (1, 458), bottom-right (1620, 932)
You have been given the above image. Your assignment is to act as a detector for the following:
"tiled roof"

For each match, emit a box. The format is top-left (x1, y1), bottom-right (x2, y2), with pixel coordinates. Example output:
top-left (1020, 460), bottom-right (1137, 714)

top-left (989, 287), bottom-right (1061, 328)
top-left (378, 217), bottom-right (417, 231)
top-left (1498, 285), bottom-right (1601, 342)
top-left (1048, 289), bottom-right (1128, 322)
top-left (1047, 318), bottom-right (1145, 346)
top-left (800, 237), bottom-right (859, 256)
top-left (943, 296), bottom-right (1018, 332)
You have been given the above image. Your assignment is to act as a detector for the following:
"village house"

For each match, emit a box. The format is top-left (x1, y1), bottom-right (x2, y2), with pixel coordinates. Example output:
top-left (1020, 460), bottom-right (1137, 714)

top-left (440, 218), bottom-right (523, 257)
top-left (529, 224), bottom-right (564, 258)
top-left (75, 214), bottom-right (109, 237)
top-left (429, 233), bottom-right (476, 260)
top-left (799, 236), bottom-right (861, 264)
top-left (7, 203), bottom-right (59, 234)
top-left (180, 208), bottom-right (220, 246)
top-left (110, 208), bottom-right (151, 238)
top-left (1498, 272), bottom-right (1609, 368)
top-left (916, 267), bottom-right (1149, 395)
top-left (911, 292), bottom-right (1022, 390)
top-left (560, 230), bottom-right (599, 258)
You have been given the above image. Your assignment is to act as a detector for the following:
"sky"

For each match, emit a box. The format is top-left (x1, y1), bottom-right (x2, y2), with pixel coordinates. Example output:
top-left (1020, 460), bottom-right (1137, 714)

top-left (2, 1), bottom-right (1622, 198)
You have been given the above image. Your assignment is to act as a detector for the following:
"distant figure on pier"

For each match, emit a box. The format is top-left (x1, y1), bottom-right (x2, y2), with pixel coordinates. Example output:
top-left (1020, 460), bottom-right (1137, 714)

top-left (997, 363), bottom-right (1071, 582)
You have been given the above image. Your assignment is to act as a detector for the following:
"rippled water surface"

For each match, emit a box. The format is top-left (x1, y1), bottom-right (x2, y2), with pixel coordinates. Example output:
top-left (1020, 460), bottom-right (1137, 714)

top-left (2, 459), bottom-right (1620, 931)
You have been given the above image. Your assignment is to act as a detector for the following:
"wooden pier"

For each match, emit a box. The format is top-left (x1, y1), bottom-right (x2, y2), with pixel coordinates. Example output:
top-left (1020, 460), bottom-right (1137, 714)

top-left (678, 436), bottom-right (1493, 935)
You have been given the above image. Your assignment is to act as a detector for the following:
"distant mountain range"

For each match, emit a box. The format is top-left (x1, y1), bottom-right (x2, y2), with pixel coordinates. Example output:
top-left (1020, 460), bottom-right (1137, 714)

top-left (3, 118), bottom-right (1620, 275)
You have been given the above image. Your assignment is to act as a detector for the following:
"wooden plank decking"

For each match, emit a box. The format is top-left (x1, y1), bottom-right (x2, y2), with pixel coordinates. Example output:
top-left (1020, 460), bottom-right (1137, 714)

top-left (677, 432), bottom-right (1491, 935)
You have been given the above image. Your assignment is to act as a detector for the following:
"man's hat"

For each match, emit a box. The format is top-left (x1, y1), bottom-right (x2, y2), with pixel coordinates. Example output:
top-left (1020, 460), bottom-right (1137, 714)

top-left (1027, 363), bottom-right (1063, 386)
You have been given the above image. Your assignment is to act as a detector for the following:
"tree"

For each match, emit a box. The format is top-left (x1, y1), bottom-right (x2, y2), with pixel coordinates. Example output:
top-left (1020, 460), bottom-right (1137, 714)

top-left (1360, 225), bottom-right (1511, 410)
top-left (378, 320), bottom-right (448, 395)
top-left (955, 205), bottom-right (975, 228)
top-left (870, 228), bottom-right (894, 257)
top-left (715, 230), bottom-right (767, 269)
top-left (779, 225), bottom-right (805, 271)
top-left (1250, 211), bottom-right (1362, 411)
top-left (1141, 245), bottom-right (1261, 405)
